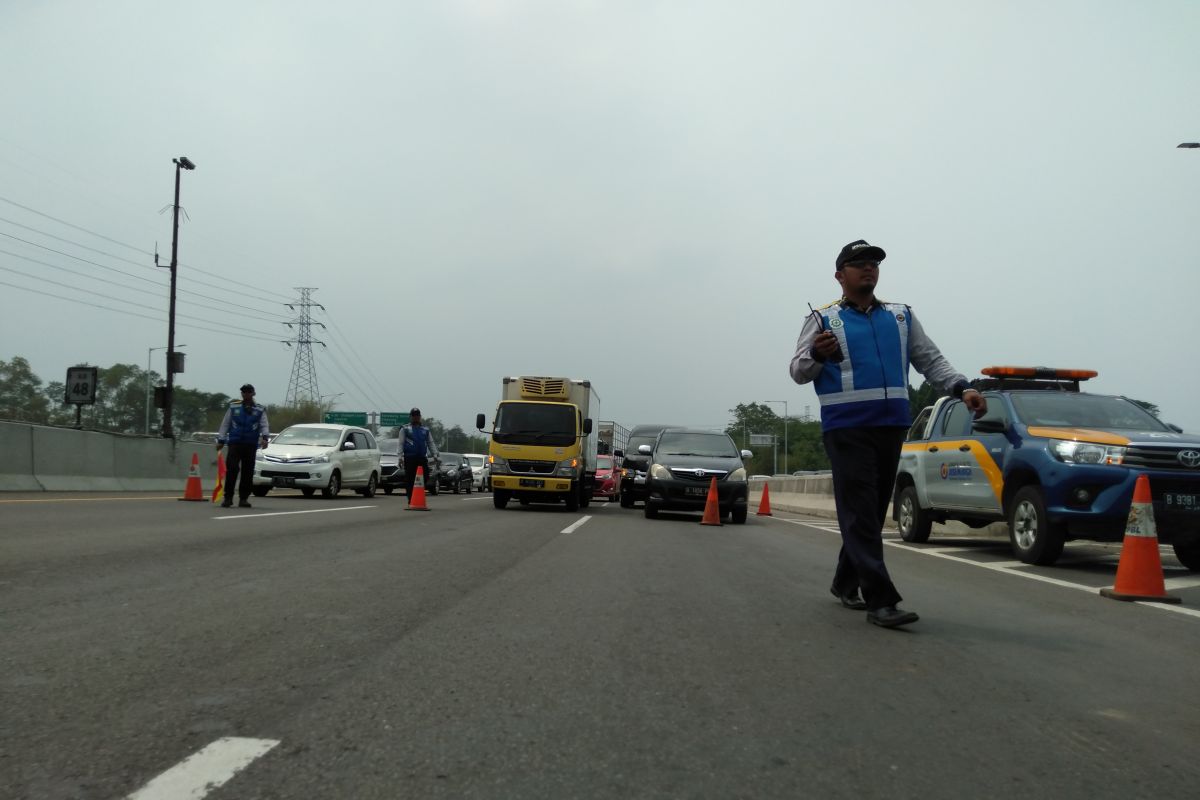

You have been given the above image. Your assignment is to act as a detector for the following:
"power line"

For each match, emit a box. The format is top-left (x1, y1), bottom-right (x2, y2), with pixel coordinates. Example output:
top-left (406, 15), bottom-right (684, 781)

top-left (319, 311), bottom-right (396, 406)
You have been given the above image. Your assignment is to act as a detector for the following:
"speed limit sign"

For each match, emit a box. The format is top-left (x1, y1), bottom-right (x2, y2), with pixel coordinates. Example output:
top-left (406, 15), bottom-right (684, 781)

top-left (64, 366), bottom-right (98, 405)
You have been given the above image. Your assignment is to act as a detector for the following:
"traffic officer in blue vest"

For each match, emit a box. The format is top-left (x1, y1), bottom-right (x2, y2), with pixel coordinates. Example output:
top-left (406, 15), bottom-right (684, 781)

top-left (397, 407), bottom-right (439, 504)
top-left (790, 240), bottom-right (986, 628)
top-left (216, 383), bottom-right (270, 508)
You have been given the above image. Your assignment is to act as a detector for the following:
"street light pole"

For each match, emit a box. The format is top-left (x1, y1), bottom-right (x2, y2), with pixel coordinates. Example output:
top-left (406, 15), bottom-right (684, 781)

top-left (160, 156), bottom-right (195, 438)
top-left (145, 344), bottom-right (185, 435)
top-left (763, 400), bottom-right (788, 475)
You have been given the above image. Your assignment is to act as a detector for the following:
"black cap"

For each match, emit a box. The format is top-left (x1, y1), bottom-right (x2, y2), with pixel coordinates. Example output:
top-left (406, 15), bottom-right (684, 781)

top-left (410, 407), bottom-right (421, 416)
top-left (836, 239), bottom-right (887, 270)
top-left (240, 383), bottom-right (255, 393)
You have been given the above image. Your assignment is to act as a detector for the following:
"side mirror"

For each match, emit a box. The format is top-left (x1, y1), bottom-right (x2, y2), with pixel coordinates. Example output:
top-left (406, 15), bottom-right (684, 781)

top-left (613, 449), bottom-right (624, 459)
top-left (972, 419), bottom-right (1006, 434)
top-left (740, 449), bottom-right (753, 459)
top-left (476, 413), bottom-right (485, 430)
top-left (342, 441), bottom-right (356, 450)
top-left (1168, 423), bottom-right (1183, 433)
top-left (638, 444), bottom-right (652, 455)
top-left (583, 418), bottom-right (593, 435)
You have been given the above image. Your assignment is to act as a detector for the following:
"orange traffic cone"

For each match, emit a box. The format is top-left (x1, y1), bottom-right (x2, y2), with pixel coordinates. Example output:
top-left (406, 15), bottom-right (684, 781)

top-left (700, 476), bottom-right (722, 526)
top-left (405, 465), bottom-right (430, 511)
top-left (179, 452), bottom-right (205, 502)
top-left (757, 482), bottom-right (772, 516)
top-left (1100, 474), bottom-right (1180, 603)
top-left (211, 453), bottom-right (226, 503)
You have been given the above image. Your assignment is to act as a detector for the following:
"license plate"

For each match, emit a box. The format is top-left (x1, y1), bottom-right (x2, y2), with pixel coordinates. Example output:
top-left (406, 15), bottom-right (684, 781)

top-left (519, 478), bottom-right (544, 488)
top-left (273, 477), bottom-right (297, 488)
top-left (685, 486), bottom-right (708, 497)
top-left (1163, 493), bottom-right (1200, 511)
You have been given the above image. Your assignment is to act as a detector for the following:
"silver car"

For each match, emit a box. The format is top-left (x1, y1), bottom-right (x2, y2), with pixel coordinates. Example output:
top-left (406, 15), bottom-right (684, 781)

top-left (253, 424), bottom-right (381, 498)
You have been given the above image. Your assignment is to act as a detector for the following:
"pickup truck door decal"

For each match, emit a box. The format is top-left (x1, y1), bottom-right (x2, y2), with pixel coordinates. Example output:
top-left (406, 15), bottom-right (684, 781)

top-left (902, 439), bottom-right (1004, 510)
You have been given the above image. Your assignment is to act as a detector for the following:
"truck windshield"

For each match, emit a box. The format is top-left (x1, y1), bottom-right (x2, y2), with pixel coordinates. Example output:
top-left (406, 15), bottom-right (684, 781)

top-left (1010, 393), bottom-right (1170, 431)
top-left (493, 403), bottom-right (577, 446)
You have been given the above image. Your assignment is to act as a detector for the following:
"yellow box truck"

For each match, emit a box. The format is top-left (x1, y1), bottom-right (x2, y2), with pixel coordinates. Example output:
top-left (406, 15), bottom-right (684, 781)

top-left (476, 376), bottom-right (598, 511)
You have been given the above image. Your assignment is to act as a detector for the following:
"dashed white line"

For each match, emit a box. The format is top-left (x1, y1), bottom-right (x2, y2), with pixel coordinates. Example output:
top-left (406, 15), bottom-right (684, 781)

top-left (561, 515), bottom-right (593, 535)
top-left (126, 736), bottom-right (279, 799)
top-left (214, 506), bottom-right (374, 520)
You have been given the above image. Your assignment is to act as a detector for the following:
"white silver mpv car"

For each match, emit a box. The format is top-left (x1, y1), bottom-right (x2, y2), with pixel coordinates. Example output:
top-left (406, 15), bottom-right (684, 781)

top-left (253, 424), bottom-right (381, 498)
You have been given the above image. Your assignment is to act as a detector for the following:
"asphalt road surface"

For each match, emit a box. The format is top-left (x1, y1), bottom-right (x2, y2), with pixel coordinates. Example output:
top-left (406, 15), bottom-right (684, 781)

top-left (3, 491), bottom-right (1199, 799)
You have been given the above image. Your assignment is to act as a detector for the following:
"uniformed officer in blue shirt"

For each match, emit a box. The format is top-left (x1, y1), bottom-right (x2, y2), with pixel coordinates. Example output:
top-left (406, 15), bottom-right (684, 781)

top-left (216, 383), bottom-right (270, 508)
top-left (790, 240), bottom-right (986, 628)
top-left (397, 407), bottom-right (439, 504)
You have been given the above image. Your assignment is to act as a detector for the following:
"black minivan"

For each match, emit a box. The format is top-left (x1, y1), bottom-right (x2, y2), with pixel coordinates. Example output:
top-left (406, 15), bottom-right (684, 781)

top-left (616, 424), bottom-right (675, 508)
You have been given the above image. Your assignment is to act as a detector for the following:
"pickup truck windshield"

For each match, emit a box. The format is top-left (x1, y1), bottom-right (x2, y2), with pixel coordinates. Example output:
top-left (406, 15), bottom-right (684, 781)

top-left (1011, 392), bottom-right (1170, 431)
top-left (493, 403), bottom-right (577, 447)
top-left (657, 432), bottom-right (738, 458)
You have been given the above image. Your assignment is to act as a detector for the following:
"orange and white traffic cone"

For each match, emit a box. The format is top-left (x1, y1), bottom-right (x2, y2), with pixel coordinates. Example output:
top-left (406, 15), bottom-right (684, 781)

top-left (700, 476), bottom-right (722, 526)
top-left (757, 482), bottom-right (772, 516)
top-left (1100, 474), bottom-right (1180, 604)
top-left (405, 465), bottom-right (430, 511)
top-left (179, 452), bottom-right (205, 502)
top-left (211, 453), bottom-right (226, 503)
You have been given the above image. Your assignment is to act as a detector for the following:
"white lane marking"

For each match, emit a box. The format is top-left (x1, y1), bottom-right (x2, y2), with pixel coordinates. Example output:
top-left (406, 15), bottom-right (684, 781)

top-left (214, 506), bottom-right (374, 521)
top-left (561, 515), bottom-right (592, 535)
top-left (767, 515), bottom-right (1200, 620)
top-left (127, 736), bottom-right (279, 799)
top-left (1165, 576), bottom-right (1200, 591)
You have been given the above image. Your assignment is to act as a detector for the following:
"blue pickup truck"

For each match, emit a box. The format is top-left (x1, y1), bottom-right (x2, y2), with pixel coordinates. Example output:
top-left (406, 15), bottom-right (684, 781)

top-left (893, 366), bottom-right (1200, 570)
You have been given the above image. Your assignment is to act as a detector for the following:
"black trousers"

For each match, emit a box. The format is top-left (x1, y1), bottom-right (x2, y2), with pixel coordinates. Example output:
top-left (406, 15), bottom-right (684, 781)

top-left (823, 426), bottom-right (908, 611)
top-left (224, 442), bottom-right (258, 502)
top-left (403, 455), bottom-right (429, 501)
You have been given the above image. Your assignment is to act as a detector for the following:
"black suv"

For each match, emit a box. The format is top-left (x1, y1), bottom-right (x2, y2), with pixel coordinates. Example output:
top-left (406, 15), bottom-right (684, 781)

top-left (617, 424), bottom-right (675, 507)
top-left (641, 428), bottom-right (753, 524)
top-left (436, 452), bottom-right (474, 494)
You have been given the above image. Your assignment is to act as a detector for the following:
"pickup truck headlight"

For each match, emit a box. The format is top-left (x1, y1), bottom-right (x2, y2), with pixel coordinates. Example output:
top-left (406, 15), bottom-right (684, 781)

top-left (312, 451), bottom-right (332, 464)
top-left (649, 463), bottom-right (671, 480)
top-left (489, 456), bottom-right (510, 474)
top-left (727, 467), bottom-right (747, 482)
top-left (556, 457), bottom-right (579, 477)
top-left (1051, 440), bottom-right (1126, 465)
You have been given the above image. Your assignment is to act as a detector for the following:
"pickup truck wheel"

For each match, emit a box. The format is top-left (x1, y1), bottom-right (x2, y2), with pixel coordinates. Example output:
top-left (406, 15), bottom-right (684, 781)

top-left (897, 486), bottom-right (933, 543)
top-left (1008, 486), bottom-right (1065, 565)
top-left (1172, 539), bottom-right (1200, 572)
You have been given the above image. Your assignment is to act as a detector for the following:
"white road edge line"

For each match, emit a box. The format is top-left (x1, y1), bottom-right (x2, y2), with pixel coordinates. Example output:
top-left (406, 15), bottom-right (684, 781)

top-left (766, 516), bottom-right (1200, 620)
top-left (561, 515), bottom-right (592, 535)
top-left (126, 736), bottom-right (279, 800)
top-left (214, 506), bottom-right (375, 521)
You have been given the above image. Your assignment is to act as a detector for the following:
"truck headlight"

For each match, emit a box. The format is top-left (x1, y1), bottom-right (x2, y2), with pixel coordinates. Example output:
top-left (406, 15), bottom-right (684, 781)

top-left (650, 463), bottom-right (671, 480)
top-left (312, 452), bottom-right (332, 464)
top-left (556, 457), bottom-right (579, 477)
top-left (489, 455), bottom-right (510, 474)
top-left (1051, 440), bottom-right (1126, 465)
top-left (727, 467), bottom-right (747, 482)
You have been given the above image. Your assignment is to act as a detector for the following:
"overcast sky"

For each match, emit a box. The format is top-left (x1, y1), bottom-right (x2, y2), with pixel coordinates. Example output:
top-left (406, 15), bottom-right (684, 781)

top-left (2, 0), bottom-right (1198, 437)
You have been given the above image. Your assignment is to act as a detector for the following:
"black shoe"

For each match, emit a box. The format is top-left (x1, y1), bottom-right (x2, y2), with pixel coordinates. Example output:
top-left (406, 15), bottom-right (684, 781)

top-left (867, 606), bottom-right (919, 628)
top-left (238, 500), bottom-right (252, 508)
top-left (220, 499), bottom-right (233, 508)
top-left (830, 586), bottom-right (867, 610)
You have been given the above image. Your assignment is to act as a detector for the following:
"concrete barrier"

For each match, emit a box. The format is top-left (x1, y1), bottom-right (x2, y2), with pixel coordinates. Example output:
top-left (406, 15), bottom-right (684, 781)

top-left (32, 426), bottom-right (122, 491)
top-left (0, 423), bottom-right (41, 491)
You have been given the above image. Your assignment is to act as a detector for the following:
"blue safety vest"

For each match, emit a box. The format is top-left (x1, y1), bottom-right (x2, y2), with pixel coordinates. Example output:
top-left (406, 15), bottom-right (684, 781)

top-left (226, 403), bottom-right (266, 444)
top-left (813, 301), bottom-right (912, 431)
top-left (402, 425), bottom-right (430, 457)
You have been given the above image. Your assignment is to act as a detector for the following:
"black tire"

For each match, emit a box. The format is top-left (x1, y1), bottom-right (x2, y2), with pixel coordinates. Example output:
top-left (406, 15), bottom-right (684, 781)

top-left (731, 505), bottom-right (748, 525)
top-left (321, 470), bottom-right (341, 499)
top-left (464, 481), bottom-right (471, 494)
top-left (565, 481), bottom-right (580, 512)
top-left (493, 489), bottom-right (510, 509)
top-left (252, 486), bottom-right (270, 497)
top-left (620, 488), bottom-right (634, 508)
top-left (1007, 485), bottom-right (1065, 565)
top-left (383, 486), bottom-right (393, 495)
top-left (579, 483), bottom-right (590, 509)
top-left (644, 500), bottom-right (659, 519)
top-left (1173, 539), bottom-right (1200, 572)
top-left (359, 472), bottom-right (377, 498)
top-left (896, 485), bottom-right (933, 543)
top-left (453, 482), bottom-right (460, 494)
top-left (301, 487), bottom-right (316, 497)
top-left (428, 481), bottom-right (439, 496)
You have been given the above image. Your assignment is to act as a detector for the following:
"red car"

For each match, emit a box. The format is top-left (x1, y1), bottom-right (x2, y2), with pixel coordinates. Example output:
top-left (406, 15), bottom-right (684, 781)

top-left (592, 454), bottom-right (618, 501)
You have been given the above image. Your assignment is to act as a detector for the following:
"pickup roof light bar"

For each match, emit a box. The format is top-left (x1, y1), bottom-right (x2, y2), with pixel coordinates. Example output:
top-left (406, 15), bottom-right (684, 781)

top-left (981, 366), bottom-right (1098, 381)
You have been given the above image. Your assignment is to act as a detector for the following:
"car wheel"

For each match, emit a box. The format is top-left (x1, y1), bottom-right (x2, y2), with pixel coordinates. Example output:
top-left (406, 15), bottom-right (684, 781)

top-left (321, 470), bottom-right (341, 499)
top-left (493, 489), bottom-right (510, 509)
top-left (453, 481), bottom-right (460, 494)
top-left (731, 505), bottom-right (748, 525)
top-left (301, 488), bottom-right (316, 498)
top-left (897, 485), bottom-right (933, 543)
top-left (620, 489), bottom-right (634, 508)
top-left (579, 484), bottom-right (590, 509)
top-left (252, 486), bottom-right (270, 498)
top-left (1007, 485), bottom-right (1065, 565)
top-left (383, 486), bottom-right (393, 495)
top-left (565, 481), bottom-right (580, 512)
top-left (360, 472), bottom-right (377, 498)
top-left (1172, 539), bottom-right (1200, 572)
top-left (428, 481), bottom-right (439, 496)
top-left (644, 500), bottom-right (659, 519)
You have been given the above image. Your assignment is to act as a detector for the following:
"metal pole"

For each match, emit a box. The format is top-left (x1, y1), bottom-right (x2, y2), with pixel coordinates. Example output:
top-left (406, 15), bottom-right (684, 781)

top-left (145, 347), bottom-right (152, 435)
top-left (783, 400), bottom-right (788, 475)
top-left (162, 161), bottom-right (182, 438)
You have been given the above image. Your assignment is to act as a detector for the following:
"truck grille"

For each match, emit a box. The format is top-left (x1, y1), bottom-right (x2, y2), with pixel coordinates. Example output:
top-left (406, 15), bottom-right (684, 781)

top-left (669, 468), bottom-right (728, 481)
top-left (509, 459), bottom-right (556, 474)
top-left (1125, 445), bottom-right (1200, 472)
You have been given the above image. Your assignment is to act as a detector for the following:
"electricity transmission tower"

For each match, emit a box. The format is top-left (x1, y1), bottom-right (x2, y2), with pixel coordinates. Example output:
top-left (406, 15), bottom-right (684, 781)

top-left (283, 287), bottom-right (327, 406)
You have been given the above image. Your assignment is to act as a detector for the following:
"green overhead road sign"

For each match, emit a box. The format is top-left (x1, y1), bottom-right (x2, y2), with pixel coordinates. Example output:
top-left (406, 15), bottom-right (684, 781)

top-left (323, 411), bottom-right (368, 425)
top-left (379, 412), bottom-right (411, 427)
